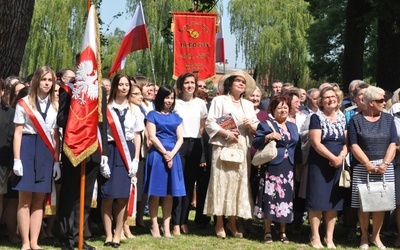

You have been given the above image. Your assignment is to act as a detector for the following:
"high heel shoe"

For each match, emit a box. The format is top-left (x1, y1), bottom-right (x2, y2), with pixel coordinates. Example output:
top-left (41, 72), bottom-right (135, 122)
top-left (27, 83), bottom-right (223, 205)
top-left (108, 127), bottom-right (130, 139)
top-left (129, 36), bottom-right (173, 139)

top-left (215, 226), bottom-right (226, 239)
top-left (310, 236), bottom-right (323, 249)
top-left (371, 241), bottom-right (386, 250)
top-left (264, 232), bottom-right (273, 244)
top-left (226, 223), bottom-right (243, 238)
top-left (280, 232), bottom-right (289, 244)
top-left (150, 226), bottom-right (161, 238)
top-left (180, 224), bottom-right (190, 234)
top-left (324, 237), bottom-right (336, 249)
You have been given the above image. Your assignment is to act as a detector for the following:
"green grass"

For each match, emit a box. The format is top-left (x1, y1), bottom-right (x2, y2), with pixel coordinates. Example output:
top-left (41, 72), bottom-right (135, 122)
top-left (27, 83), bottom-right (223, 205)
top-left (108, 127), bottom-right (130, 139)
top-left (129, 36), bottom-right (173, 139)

top-left (1, 210), bottom-right (398, 249)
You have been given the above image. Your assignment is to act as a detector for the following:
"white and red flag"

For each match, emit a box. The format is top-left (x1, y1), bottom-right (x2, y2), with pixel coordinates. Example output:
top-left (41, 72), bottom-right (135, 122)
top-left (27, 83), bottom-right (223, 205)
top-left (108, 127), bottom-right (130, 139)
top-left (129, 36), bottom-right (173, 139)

top-left (216, 17), bottom-right (225, 63)
top-left (63, 5), bottom-right (101, 166)
top-left (109, 1), bottom-right (150, 77)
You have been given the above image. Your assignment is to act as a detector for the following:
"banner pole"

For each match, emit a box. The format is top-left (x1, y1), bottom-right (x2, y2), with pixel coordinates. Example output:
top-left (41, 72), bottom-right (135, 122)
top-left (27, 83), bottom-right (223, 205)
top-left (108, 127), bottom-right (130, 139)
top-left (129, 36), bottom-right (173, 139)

top-left (148, 49), bottom-right (157, 85)
top-left (78, 160), bottom-right (86, 250)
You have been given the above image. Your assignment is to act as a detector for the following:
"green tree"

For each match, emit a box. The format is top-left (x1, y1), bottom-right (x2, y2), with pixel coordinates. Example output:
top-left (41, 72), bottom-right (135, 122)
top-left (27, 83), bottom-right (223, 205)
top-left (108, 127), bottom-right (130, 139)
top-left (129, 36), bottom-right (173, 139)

top-left (228, 0), bottom-right (313, 87)
top-left (21, 0), bottom-right (87, 75)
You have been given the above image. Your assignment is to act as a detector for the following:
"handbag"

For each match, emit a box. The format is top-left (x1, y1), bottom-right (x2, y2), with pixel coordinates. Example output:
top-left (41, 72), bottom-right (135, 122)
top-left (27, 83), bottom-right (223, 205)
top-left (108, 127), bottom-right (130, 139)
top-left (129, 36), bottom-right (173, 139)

top-left (358, 174), bottom-right (395, 212)
top-left (220, 143), bottom-right (244, 163)
top-left (339, 160), bottom-right (351, 188)
top-left (251, 120), bottom-right (278, 166)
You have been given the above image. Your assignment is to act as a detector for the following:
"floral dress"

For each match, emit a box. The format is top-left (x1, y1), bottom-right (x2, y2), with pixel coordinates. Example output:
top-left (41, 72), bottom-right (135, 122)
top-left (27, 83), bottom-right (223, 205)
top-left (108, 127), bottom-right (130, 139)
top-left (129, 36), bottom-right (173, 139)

top-left (261, 128), bottom-right (295, 223)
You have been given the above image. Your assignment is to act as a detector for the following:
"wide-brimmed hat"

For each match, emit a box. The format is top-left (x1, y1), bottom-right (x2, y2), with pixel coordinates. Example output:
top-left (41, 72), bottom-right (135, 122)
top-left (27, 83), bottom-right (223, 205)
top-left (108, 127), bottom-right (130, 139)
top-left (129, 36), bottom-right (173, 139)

top-left (218, 70), bottom-right (256, 98)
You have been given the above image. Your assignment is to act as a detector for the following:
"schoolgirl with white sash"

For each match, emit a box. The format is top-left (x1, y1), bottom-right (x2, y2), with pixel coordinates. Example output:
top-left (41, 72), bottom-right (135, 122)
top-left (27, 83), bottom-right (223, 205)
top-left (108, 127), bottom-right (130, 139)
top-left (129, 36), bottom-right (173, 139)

top-left (12, 66), bottom-right (60, 250)
top-left (100, 73), bottom-right (143, 247)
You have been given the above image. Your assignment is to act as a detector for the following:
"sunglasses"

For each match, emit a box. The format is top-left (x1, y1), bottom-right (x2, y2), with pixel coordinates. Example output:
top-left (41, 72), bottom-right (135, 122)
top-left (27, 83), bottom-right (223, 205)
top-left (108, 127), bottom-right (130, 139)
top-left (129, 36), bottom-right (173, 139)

top-left (198, 85), bottom-right (206, 88)
top-left (373, 98), bottom-right (386, 103)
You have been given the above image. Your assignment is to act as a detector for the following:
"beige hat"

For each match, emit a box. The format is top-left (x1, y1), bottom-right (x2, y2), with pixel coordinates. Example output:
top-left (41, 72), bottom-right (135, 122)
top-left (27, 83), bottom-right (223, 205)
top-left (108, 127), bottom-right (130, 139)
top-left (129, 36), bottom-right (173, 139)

top-left (218, 70), bottom-right (256, 98)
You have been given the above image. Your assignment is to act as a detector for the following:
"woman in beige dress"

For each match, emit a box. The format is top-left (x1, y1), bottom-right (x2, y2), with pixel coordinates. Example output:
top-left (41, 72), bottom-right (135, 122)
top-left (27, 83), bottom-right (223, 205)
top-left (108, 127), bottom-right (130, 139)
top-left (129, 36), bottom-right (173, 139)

top-left (204, 70), bottom-right (258, 238)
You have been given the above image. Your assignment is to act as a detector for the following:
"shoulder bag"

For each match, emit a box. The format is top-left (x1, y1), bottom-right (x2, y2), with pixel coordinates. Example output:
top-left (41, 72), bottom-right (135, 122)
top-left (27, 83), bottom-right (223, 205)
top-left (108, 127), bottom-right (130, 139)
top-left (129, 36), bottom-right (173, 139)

top-left (339, 159), bottom-right (351, 188)
top-left (358, 173), bottom-right (395, 212)
top-left (220, 143), bottom-right (244, 163)
top-left (251, 120), bottom-right (278, 166)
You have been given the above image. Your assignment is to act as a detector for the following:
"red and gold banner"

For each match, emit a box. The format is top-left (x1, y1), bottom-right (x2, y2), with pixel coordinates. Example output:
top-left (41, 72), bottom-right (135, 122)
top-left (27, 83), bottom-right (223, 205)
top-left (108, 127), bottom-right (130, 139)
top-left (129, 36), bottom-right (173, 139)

top-left (172, 12), bottom-right (218, 80)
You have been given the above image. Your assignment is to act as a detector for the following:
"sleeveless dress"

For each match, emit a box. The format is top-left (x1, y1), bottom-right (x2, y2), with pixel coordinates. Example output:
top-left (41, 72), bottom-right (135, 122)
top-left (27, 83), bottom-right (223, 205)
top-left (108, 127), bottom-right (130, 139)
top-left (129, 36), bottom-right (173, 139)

top-left (143, 111), bottom-right (185, 197)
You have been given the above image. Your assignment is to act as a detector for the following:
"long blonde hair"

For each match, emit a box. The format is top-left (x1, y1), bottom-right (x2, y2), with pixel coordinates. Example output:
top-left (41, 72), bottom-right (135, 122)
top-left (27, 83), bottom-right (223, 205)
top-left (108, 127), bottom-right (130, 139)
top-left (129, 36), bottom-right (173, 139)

top-left (28, 66), bottom-right (57, 111)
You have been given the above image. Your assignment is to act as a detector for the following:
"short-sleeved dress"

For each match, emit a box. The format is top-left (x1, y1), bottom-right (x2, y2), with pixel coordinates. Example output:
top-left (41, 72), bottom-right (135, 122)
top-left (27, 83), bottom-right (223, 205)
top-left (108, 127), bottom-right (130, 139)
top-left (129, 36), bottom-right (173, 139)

top-left (100, 103), bottom-right (144, 199)
top-left (348, 112), bottom-right (398, 208)
top-left (143, 111), bottom-right (185, 197)
top-left (12, 96), bottom-right (57, 193)
top-left (306, 111), bottom-right (346, 211)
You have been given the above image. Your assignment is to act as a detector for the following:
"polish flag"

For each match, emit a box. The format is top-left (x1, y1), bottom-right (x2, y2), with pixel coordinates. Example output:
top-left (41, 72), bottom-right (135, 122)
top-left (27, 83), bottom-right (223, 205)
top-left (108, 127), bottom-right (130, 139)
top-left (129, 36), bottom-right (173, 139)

top-left (109, 1), bottom-right (150, 77)
top-left (216, 17), bottom-right (225, 63)
top-left (63, 4), bottom-right (100, 166)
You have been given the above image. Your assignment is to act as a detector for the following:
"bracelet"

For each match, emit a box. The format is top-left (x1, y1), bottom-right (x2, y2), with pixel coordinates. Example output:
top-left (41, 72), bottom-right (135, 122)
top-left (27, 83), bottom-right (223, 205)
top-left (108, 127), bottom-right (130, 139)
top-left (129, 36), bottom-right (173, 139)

top-left (340, 153), bottom-right (345, 158)
top-left (383, 161), bottom-right (390, 166)
top-left (224, 132), bottom-right (230, 140)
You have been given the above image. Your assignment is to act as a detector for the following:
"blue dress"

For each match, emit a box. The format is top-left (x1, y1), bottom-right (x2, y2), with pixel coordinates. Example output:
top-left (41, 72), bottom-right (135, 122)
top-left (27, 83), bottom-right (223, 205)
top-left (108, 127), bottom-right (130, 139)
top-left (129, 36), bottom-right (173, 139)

top-left (306, 111), bottom-right (346, 211)
top-left (143, 111), bottom-right (185, 197)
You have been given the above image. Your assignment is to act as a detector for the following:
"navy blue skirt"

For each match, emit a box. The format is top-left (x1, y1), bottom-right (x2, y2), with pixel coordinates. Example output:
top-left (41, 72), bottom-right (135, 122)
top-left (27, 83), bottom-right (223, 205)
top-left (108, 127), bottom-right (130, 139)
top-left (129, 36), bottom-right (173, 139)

top-left (99, 141), bottom-right (134, 199)
top-left (12, 134), bottom-right (53, 193)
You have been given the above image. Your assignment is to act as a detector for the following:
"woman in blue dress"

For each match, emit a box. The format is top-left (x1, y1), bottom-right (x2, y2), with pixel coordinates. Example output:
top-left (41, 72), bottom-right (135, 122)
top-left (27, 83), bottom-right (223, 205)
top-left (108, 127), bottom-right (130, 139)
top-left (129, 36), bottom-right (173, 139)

top-left (100, 73), bottom-right (143, 247)
top-left (13, 66), bottom-right (60, 250)
top-left (307, 87), bottom-right (348, 249)
top-left (144, 85), bottom-right (185, 238)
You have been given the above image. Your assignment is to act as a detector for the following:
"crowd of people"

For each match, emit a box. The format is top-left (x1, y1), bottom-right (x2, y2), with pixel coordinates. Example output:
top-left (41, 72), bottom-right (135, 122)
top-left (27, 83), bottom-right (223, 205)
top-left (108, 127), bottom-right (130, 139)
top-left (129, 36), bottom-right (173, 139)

top-left (1, 67), bottom-right (400, 250)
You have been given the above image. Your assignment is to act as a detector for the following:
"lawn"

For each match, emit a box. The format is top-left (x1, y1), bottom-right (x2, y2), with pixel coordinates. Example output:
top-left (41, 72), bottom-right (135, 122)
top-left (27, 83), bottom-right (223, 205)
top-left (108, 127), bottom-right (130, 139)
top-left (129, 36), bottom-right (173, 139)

top-left (1, 210), bottom-right (398, 250)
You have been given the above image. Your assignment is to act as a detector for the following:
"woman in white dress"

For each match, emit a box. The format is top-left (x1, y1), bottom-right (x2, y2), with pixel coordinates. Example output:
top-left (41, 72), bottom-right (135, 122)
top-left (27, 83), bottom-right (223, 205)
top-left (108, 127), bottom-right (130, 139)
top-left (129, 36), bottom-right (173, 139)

top-left (204, 70), bottom-right (258, 238)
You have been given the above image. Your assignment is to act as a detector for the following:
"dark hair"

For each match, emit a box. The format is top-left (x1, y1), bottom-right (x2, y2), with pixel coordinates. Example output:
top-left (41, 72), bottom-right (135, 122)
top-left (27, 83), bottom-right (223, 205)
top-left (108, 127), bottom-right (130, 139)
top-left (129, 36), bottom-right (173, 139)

top-left (175, 72), bottom-right (197, 99)
top-left (352, 82), bottom-right (369, 99)
top-left (108, 73), bottom-right (131, 104)
top-left (11, 86), bottom-right (30, 109)
top-left (222, 75), bottom-right (246, 97)
top-left (9, 82), bottom-right (26, 107)
top-left (267, 95), bottom-right (292, 117)
top-left (154, 85), bottom-right (175, 112)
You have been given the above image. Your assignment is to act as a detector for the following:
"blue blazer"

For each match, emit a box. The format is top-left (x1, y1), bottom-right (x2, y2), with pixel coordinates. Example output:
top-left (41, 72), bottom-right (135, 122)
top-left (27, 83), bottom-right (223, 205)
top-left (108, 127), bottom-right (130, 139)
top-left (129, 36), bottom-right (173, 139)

top-left (253, 120), bottom-right (301, 165)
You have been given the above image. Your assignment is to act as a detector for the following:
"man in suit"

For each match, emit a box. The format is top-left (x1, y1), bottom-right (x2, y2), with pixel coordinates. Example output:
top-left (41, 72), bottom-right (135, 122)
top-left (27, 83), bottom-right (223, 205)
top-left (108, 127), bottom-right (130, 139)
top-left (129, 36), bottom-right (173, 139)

top-left (258, 79), bottom-right (282, 111)
top-left (57, 83), bottom-right (108, 250)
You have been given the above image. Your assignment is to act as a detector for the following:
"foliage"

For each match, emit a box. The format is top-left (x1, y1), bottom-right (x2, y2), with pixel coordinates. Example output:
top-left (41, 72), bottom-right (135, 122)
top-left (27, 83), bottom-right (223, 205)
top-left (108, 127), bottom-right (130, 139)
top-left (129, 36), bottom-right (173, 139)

top-left (21, 0), bottom-right (88, 75)
top-left (228, 0), bottom-right (313, 87)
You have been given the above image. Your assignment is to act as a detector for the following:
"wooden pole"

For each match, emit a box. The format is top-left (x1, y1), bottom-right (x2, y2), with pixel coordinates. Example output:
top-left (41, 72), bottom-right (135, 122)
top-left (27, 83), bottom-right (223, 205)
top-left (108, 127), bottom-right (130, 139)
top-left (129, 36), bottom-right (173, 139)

top-left (78, 160), bottom-right (86, 250)
top-left (78, 5), bottom-right (91, 250)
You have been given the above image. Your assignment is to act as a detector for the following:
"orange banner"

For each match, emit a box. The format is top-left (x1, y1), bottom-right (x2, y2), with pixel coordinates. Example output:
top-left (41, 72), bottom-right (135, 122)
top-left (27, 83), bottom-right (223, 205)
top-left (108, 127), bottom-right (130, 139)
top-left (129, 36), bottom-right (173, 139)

top-left (172, 12), bottom-right (218, 80)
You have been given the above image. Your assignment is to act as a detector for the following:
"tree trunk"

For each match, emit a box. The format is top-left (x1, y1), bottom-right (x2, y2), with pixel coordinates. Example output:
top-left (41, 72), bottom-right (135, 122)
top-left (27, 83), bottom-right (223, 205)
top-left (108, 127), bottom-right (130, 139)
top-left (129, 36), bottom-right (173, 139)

top-left (376, 1), bottom-right (400, 92)
top-left (342, 0), bottom-right (372, 93)
top-left (0, 0), bottom-right (35, 78)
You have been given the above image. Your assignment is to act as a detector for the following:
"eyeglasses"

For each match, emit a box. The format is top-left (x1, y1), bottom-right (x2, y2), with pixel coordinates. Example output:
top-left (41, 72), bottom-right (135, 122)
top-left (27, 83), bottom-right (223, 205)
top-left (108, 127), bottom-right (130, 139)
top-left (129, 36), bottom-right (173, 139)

top-left (323, 95), bottom-right (337, 100)
top-left (373, 98), bottom-right (386, 103)
top-left (131, 92), bottom-right (142, 96)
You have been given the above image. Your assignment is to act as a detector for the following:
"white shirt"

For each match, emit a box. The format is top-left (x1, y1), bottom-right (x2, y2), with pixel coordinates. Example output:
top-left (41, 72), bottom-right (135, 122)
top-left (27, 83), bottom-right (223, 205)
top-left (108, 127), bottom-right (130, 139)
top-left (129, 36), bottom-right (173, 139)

top-left (174, 97), bottom-right (208, 138)
top-left (14, 96), bottom-right (58, 134)
top-left (107, 102), bottom-right (145, 141)
top-left (140, 101), bottom-right (154, 115)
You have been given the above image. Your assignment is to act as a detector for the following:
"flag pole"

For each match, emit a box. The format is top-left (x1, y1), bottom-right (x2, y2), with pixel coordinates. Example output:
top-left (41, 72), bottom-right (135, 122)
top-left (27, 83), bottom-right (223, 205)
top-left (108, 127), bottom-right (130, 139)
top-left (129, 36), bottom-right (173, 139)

top-left (78, 3), bottom-right (91, 250)
top-left (148, 49), bottom-right (157, 85)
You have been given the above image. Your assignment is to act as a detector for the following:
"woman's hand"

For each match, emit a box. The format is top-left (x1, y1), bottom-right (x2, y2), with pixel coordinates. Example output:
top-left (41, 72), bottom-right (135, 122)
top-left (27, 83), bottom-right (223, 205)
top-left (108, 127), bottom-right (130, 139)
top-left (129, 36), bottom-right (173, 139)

top-left (365, 161), bottom-right (376, 174)
top-left (167, 159), bottom-right (173, 169)
top-left (266, 132), bottom-right (282, 142)
top-left (376, 162), bottom-right (387, 174)
top-left (226, 131), bottom-right (239, 143)
top-left (163, 151), bottom-right (173, 162)
top-left (329, 156), bottom-right (342, 168)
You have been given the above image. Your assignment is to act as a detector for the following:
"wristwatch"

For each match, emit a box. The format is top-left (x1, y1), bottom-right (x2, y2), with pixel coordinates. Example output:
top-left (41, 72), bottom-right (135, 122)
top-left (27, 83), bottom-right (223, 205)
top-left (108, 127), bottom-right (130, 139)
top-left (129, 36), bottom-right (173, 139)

top-left (383, 161), bottom-right (390, 166)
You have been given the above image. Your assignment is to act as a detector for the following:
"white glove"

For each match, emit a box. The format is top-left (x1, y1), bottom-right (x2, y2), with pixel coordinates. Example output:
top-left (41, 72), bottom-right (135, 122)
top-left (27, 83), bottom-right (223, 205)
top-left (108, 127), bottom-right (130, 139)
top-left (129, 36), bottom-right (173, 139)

top-left (100, 156), bottom-right (111, 178)
top-left (131, 176), bottom-right (138, 184)
top-left (128, 159), bottom-right (139, 178)
top-left (13, 159), bottom-right (23, 176)
top-left (53, 162), bottom-right (61, 181)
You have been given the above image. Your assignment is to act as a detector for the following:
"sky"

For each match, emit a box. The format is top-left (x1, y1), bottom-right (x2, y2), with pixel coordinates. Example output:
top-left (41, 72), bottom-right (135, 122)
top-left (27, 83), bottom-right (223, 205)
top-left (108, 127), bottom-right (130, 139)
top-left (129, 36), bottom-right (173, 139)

top-left (99, 0), bottom-right (245, 69)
